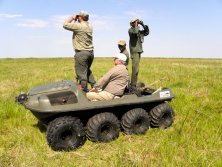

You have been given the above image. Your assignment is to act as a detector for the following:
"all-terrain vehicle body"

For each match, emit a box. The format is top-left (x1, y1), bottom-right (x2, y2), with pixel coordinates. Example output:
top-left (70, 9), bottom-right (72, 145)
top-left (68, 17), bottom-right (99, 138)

top-left (17, 80), bottom-right (175, 151)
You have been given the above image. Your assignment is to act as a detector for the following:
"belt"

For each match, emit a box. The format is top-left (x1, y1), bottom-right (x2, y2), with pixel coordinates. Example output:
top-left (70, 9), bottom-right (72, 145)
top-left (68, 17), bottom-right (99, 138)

top-left (75, 50), bottom-right (93, 53)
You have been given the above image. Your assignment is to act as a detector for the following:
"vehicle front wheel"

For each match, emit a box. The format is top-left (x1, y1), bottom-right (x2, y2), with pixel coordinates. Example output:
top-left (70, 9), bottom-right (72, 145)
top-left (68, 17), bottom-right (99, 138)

top-left (150, 103), bottom-right (175, 128)
top-left (121, 108), bottom-right (150, 135)
top-left (86, 112), bottom-right (120, 142)
top-left (46, 116), bottom-right (86, 151)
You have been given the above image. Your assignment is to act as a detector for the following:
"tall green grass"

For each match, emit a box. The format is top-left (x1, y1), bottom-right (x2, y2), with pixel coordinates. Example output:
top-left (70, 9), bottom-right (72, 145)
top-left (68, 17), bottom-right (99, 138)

top-left (0, 58), bottom-right (221, 166)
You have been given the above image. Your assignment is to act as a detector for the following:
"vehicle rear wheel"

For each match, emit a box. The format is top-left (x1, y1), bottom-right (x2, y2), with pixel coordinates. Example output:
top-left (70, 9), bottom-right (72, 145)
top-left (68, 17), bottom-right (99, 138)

top-left (86, 112), bottom-right (120, 142)
top-left (150, 103), bottom-right (175, 128)
top-left (121, 108), bottom-right (150, 135)
top-left (46, 116), bottom-right (86, 151)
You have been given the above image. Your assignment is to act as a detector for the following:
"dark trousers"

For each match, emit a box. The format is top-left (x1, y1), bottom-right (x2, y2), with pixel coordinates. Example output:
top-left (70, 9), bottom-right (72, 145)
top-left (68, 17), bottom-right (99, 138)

top-left (74, 50), bottom-right (96, 90)
top-left (131, 52), bottom-right (141, 87)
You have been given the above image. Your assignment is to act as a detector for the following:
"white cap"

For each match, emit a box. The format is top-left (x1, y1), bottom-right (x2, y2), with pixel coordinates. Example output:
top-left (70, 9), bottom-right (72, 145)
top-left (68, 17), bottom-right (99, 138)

top-left (115, 53), bottom-right (127, 62)
top-left (118, 39), bottom-right (126, 46)
top-left (130, 18), bottom-right (138, 24)
top-left (77, 11), bottom-right (89, 17)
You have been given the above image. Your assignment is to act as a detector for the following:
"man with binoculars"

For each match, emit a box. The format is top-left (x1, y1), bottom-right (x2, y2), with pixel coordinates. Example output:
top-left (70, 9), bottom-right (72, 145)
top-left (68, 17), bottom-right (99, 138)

top-left (63, 11), bottom-right (96, 92)
top-left (128, 19), bottom-right (149, 89)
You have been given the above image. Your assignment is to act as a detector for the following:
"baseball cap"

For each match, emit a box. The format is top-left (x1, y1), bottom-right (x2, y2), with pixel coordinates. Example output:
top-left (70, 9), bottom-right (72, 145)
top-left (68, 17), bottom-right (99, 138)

top-left (118, 40), bottom-right (126, 46)
top-left (130, 18), bottom-right (138, 24)
top-left (114, 53), bottom-right (127, 62)
top-left (77, 11), bottom-right (89, 17)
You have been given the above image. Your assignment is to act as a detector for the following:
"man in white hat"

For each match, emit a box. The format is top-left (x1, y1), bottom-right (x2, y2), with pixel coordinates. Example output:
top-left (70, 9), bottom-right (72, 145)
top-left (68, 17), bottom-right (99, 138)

top-left (86, 53), bottom-right (129, 101)
top-left (63, 11), bottom-right (95, 92)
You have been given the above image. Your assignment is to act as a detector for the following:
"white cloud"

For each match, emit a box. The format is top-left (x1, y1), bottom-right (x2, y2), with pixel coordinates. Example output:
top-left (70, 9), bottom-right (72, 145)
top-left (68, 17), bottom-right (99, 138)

top-left (17, 19), bottom-right (48, 28)
top-left (90, 15), bottom-right (116, 31)
top-left (0, 13), bottom-right (23, 19)
top-left (92, 19), bottom-right (113, 30)
top-left (51, 14), bottom-right (117, 31)
top-left (51, 15), bottom-right (70, 28)
top-left (124, 10), bottom-right (150, 20)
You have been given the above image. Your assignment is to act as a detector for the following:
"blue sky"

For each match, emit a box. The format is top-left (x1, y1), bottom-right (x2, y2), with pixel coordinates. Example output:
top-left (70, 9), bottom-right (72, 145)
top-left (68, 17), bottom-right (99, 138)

top-left (0, 0), bottom-right (222, 58)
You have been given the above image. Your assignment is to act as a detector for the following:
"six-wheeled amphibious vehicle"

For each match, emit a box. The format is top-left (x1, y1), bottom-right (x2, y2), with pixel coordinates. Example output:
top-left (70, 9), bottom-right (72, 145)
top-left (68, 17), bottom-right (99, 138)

top-left (16, 80), bottom-right (175, 151)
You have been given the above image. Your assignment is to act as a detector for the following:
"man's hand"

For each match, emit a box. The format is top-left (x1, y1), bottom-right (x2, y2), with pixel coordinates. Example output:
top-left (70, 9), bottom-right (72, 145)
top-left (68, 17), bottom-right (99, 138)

top-left (138, 20), bottom-right (144, 26)
top-left (64, 15), bottom-right (77, 24)
top-left (72, 15), bottom-right (78, 21)
top-left (89, 87), bottom-right (102, 93)
top-left (89, 87), bottom-right (97, 92)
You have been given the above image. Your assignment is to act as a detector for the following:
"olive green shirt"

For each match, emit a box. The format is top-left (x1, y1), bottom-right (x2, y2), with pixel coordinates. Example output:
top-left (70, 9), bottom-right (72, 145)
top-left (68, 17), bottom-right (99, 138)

top-left (63, 21), bottom-right (93, 51)
top-left (128, 26), bottom-right (143, 53)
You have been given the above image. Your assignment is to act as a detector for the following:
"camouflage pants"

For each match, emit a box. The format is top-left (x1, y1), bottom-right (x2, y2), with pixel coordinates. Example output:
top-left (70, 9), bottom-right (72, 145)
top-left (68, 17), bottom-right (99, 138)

top-left (131, 52), bottom-right (141, 87)
top-left (74, 50), bottom-right (96, 90)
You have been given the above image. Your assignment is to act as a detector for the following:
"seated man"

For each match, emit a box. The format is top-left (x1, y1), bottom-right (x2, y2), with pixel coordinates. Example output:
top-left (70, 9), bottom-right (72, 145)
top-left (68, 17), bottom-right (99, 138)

top-left (86, 53), bottom-right (129, 101)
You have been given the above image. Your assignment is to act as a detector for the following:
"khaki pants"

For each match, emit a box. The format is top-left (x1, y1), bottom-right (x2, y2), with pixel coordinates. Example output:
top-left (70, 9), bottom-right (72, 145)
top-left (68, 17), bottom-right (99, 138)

top-left (86, 91), bottom-right (118, 101)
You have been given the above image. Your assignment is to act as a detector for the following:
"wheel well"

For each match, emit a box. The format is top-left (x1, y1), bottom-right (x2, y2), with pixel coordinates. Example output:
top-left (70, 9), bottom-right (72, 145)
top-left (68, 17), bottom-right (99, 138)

top-left (40, 102), bottom-right (164, 127)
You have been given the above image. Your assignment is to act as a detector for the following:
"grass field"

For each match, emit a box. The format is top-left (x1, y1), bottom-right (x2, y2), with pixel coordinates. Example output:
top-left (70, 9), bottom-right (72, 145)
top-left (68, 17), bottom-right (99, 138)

top-left (0, 57), bottom-right (221, 167)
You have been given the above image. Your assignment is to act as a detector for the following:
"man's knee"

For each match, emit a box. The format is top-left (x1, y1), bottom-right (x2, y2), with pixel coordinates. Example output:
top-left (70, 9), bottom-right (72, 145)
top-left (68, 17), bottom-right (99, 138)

top-left (86, 92), bottom-right (98, 101)
top-left (86, 91), bottom-right (114, 101)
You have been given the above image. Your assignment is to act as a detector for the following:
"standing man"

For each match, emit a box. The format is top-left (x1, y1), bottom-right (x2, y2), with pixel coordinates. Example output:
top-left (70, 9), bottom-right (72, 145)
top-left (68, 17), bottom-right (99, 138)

top-left (86, 53), bottom-right (129, 101)
top-left (128, 19), bottom-right (149, 88)
top-left (63, 11), bottom-right (95, 92)
top-left (118, 39), bottom-right (129, 65)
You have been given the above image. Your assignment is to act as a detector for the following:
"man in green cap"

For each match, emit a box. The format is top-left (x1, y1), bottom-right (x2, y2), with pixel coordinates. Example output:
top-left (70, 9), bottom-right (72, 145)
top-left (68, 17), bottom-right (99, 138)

top-left (128, 18), bottom-right (149, 88)
top-left (118, 39), bottom-right (129, 65)
top-left (63, 11), bottom-right (95, 92)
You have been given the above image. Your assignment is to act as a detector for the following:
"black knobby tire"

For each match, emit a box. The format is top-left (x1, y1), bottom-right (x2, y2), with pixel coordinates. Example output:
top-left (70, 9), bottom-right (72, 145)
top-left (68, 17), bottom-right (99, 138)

top-left (150, 103), bottom-right (175, 128)
top-left (86, 112), bottom-right (120, 142)
top-left (46, 116), bottom-right (86, 151)
top-left (121, 108), bottom-right (150, 135)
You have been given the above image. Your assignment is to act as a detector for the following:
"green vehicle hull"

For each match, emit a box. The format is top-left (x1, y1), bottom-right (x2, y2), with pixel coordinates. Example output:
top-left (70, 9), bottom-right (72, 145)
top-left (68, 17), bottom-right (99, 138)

top-left (16, 80), bottom-right (175, 151)
top-left (19, 80), bottom-right (174, 124)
